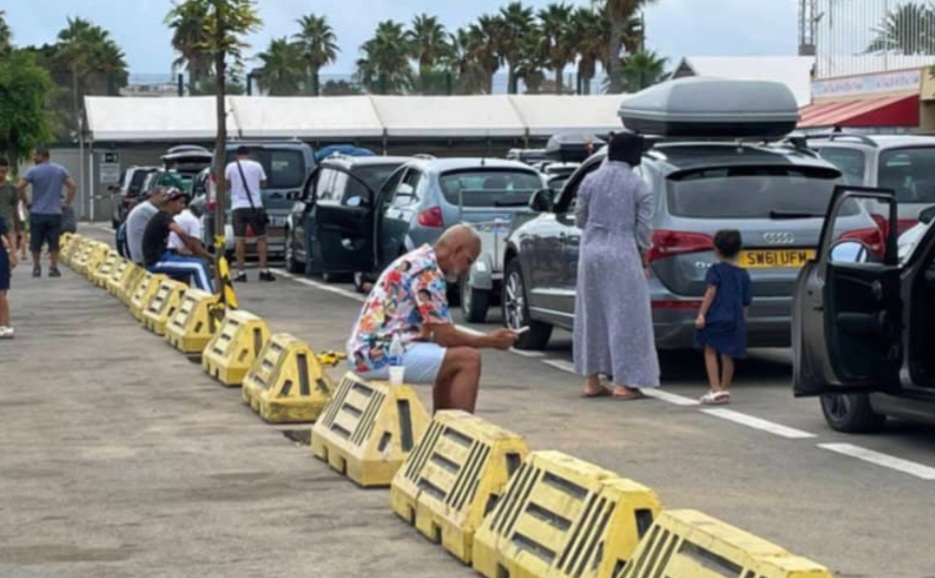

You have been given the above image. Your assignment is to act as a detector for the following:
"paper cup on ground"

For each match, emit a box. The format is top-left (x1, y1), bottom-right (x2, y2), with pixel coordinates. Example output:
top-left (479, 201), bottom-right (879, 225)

top-left (388, 366), bottom-right (405, 386)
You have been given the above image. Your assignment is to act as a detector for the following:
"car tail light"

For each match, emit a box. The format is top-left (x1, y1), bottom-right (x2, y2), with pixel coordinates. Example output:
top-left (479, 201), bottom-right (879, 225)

top-left (417, 207), bottom-right (444, 228)
top-left (206, 173), bottom-right (217, 210)
top-left (840, 227), bottom-right (884, 256)
top-left (652, 300), bottom-right (703, 310)
top-left (647, 230), bottom-right (714, 262)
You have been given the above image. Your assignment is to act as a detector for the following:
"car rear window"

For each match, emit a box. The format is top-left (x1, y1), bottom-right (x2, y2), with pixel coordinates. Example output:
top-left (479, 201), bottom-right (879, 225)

top-left (667, 166), bottom-right (856, 219)
top-left (128, 170), bottom-right (152, 194)
top-left (878, 147), bottom-right (935, 204)
top-left (439, 169), bottom-right (542, 207)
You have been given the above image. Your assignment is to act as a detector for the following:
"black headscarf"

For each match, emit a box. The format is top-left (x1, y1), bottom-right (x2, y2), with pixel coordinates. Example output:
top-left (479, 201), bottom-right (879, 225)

top-left (607, 131), bottom-right (643, 166)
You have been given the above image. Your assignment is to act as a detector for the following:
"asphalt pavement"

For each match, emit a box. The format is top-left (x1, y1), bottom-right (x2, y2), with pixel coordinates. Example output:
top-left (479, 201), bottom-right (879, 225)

top-left (1, 223), bottom-right (933, 577)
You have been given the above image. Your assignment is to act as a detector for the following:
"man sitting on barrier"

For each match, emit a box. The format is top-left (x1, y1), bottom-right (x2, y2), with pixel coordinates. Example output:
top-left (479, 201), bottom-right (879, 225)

top-left (141, 188), bottom-right (214, 292)
top-left (347, 224), bottom-right (518, 413)
top-left (125, 187), bottom-right (166, 265)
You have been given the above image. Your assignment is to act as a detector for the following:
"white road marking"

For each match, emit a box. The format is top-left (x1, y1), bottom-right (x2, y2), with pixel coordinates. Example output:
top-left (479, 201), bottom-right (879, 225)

top-left (510, 348), bottom-right (545, 358)
top-left (272, 269), bottom-right (365, 302)
top-left (818, 443), bottom-right (935, 481)
top-left (542, 359), bottom-right (576, 374)
top-left (641, 389), bottom-right (700, 406)
top-left (701, 408), bottom-right (817, 439)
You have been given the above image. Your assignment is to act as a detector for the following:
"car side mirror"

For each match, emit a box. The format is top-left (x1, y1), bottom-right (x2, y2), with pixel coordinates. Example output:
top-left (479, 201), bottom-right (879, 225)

top-left (830, 240), bottom-right (871, 264)
top-left (529, 188), bottom-right (555, 212)
top-left (920, 205), bottom-right (935, 224)
top-left (346, 196), bottom-right (365, 207)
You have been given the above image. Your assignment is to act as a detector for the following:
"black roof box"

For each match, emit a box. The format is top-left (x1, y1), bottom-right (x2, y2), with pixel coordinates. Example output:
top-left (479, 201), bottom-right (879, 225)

top-left (618, 77), bottom-right (799, 138)
top-left (544, 132), bottom-right (607, 163)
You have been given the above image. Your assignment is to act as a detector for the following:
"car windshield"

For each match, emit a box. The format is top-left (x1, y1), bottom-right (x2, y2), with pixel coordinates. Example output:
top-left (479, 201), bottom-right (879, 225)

top-left (667, 166), bottom-right (857, 219)
top-left (224, 148), bottom-right (307, 189)
top-left (128, 170), bottom-right (152, 194)
top-left (878, 146), bottom-right (935, 204)
top-left (439, 169), bottom-right (542, 207)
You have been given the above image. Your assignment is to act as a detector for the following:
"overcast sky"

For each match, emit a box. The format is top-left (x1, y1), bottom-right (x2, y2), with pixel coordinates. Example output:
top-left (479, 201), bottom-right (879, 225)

top-left (3, 0), bottom-right (799, 75)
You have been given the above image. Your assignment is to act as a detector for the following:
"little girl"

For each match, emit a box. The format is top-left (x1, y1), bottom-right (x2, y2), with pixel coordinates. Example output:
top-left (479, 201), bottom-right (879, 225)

top-left (695, 230), bottom-right (752, 405)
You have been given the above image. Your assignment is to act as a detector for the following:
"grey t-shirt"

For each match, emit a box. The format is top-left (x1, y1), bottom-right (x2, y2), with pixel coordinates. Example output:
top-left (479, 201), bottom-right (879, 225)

top-left (126, 201), bottom-right (159, 264)
top-left (24, 162), bottom-right (70, 215)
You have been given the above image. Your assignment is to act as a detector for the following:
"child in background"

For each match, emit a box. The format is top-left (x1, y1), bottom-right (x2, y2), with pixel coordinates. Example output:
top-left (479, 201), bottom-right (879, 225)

top-left (0, 212), bottom-right (18, 339)
top-left (695, 230), bottom-right (752, 405)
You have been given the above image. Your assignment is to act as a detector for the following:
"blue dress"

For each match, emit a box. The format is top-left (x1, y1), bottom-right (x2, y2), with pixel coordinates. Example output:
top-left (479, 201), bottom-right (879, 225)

top-left (695, 262), bottom-right (752, 358)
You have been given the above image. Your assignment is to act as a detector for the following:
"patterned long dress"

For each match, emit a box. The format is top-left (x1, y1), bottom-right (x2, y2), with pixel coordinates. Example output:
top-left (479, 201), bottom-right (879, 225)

top-left (572, 160), bottom-right (660, 388)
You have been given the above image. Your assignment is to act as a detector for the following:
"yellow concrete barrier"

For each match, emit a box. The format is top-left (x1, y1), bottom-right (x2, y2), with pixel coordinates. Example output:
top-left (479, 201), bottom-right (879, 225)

top-left (165, 289), bottom-right (220, 355)
top-left (62, 235), bottom-right (84, 268)
top-left (473, 451), bottom-right (663, 578)
top-left (71, 240), bottom-right (95, 274)
top-left (311, 372), bottom-right (430, 487)
top-left (93, 251), bottom-right (120, 288)
top-left (201, 310), bottom-right (270, 387)
top-left (241, 333), bottom-right (335, 423)
top-left (129, 272), bottom-right (169, 321)
top-left (82, 243), bottom-right (110, 281)
top-left (119, 265), bottom-right (147, 306)
top-left (106, 259), bottom-right (131, 296)
top-left (617, 510), bottom-right (834, 578)
top-left (141, 279), bottom-right (187, 336)
top-left (391, 410), bottom-right (529, 564)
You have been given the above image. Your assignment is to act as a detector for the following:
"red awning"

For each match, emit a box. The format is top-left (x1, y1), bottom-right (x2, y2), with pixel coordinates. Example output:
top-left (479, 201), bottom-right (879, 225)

top-left (798, 94), bottom-right (919, 128)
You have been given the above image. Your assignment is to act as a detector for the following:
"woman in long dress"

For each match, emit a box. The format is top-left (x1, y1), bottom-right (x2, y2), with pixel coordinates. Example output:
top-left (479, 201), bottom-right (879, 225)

top-left (573, 132), bottom-right (660, 400)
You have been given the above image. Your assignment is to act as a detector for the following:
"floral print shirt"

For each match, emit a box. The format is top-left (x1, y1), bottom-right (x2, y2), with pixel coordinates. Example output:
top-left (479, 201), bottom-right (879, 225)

top-left (348, 245), bottom-right (452, 372)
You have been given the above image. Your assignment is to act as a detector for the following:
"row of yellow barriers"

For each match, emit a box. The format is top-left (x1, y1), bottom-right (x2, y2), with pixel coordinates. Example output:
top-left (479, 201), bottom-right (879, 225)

top-left (61, 232), bottom-right (836, 578)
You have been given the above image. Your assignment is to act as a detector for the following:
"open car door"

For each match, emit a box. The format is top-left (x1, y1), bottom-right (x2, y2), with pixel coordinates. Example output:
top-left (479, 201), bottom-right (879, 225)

top-left (310, 167), bottom-right (380, 275)
top-left (793, 185), bottom-right (903, 397)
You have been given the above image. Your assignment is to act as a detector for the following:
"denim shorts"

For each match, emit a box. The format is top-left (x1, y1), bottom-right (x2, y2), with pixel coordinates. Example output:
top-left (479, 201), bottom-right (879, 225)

top-left (354, 343), bottom-right (448, 384)
top-left (30, 213), bottom-right (62, 253)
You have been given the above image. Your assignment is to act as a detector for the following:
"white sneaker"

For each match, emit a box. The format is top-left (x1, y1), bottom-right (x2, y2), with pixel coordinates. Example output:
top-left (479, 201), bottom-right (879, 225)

top-left (0, 326), bottom-right (14, 339)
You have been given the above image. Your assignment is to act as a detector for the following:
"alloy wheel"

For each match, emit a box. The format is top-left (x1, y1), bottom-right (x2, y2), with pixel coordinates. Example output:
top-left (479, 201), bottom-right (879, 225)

top-left (504, 271), bottom-right (525, 330)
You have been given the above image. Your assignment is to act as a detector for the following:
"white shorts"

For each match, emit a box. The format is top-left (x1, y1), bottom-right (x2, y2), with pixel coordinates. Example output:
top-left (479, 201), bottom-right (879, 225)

top-left (354, 342), bottom-right (448, 384)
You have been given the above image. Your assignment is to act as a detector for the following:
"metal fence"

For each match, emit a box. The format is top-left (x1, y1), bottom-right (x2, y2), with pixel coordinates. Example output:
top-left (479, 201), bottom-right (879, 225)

top-left (807, 0), bottom-right (935, 78)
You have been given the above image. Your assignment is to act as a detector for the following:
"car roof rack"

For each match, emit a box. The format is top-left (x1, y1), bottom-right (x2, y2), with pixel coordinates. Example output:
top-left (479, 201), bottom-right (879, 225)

top-left (413, 154), bottom-right (436, 160)
top-left (810, 133), bottom-right (879, 147)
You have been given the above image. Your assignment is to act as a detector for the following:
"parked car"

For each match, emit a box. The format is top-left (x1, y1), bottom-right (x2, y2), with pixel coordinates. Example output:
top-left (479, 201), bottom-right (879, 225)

top-left (303, 157), bottom-right (545, 307)
top-left (501, 76), bottom-right (881, 351)
top-left (507, 148), bottom-right (549, 165)
top-left (202, 141), bottom-right (315, 257)
top-left (109, 166), bottom-right (158, 228)
top-left (539, 162), bottom-right (580, 193)
top-left (793, 184), bottom-right (935, 432)
top-left (285, 154), bottom-right (411, 276)
top-left (808, 133), bottom-right (935, 236)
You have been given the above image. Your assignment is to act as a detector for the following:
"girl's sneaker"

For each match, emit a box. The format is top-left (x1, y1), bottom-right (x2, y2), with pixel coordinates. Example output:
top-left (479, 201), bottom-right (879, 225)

top-left (0, 326), bottom-right (14, 339)
top-left (700, 390), bottom-right (730, 405)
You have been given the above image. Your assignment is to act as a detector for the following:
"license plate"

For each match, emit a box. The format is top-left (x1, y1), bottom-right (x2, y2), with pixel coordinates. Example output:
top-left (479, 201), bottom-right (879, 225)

top-left (270, 216), bottom-right (287, 227)
top-left (739, 249), bottom-right (815, 269)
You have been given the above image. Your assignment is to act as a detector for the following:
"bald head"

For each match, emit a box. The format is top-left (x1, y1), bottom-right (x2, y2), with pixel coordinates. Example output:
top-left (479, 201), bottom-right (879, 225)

top-left (435, 224), bottom-right (481, 278)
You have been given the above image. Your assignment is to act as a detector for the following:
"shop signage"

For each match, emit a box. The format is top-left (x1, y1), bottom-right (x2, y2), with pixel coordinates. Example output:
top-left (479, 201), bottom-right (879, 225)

top-left (812, 68), bottom-right (922, 98)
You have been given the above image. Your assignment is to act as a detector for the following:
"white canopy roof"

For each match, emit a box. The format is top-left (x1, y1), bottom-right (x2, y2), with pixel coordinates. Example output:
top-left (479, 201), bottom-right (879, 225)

top-left (371, 95), bottom-right (526, 138)
top-left (230, 96), bottom-right (383, 139)
top-left (674, 56), bottom-right (816, 106)
top-left (509, 94), bottom-right (624, 136)
top-left (85, 94), bottom-right (632, 142)
top-left (85, 96), bottom-right (236, 141)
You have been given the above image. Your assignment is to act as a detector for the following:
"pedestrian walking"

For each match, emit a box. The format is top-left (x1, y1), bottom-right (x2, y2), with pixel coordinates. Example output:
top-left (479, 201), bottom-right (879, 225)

top-left (0, 212), bottom-right (18, 339)
top-left (15, 148), bottom-right (76, 278)
top-left (695, 230), bottom-right (752, 405)
top-left (225, 146), bottom-right (274, 283)
top-left (573, 132), bottom-right (660, 400)
top-left (141, 189), bottom-right (214, 292)
top-left (0, 159), bottom-right (20, 254)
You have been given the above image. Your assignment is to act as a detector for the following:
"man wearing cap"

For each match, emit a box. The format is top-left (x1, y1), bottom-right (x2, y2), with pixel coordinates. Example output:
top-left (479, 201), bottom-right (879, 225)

top-left (141, 188), bottom-right (214, 292)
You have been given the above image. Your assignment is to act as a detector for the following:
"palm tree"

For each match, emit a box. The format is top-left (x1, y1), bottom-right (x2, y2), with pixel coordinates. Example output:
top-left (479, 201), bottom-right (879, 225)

top-left (606, 49), bottom-right (667, 93)
top-left (498, 2), bottom-right (536, 94)
top-left (294, 14), bottom-right (339, 96)
top-left (255, 37), bottom-right (306, 96)
top-left (539, 3), bottom-right (575, 94)
top-left (57, 18), bottom-right (129, 96)
top-left (356, 21), bottom-right (413, 94)
top-left (446, 28), bottom-right (487, 95)
top-left (571, 7), bottom-right (609, 94)
top-left (407, 14), bottom-right (451, 94)
top-left (0, 10), bottom-right (12, 54)
top-left (166, 1), bottom-right (212, 94)
top-left (594, 0), bottom-right (658, 93)
top-left (516, 30), bottom-right (548, 94)
top-left (865, 2), bottom-right (935, 55)
top-left (468, 15), bottom-right (505, 94)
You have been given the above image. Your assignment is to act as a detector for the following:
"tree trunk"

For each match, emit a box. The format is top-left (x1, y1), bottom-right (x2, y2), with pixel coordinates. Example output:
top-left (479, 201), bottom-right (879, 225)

top-left (508, 68), bottom-right (516, 95)
top-left (312, 69), bottom-right (320, 96)
top-left (608, 20), bottom-right (624, 94)
top-left (554, 67), bottom-right (563, 94)
top-left (213, 11), bottom-right (227, 290)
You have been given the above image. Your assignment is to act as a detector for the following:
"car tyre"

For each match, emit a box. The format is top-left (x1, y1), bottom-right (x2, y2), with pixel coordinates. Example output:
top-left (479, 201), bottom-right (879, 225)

top-left (502, 259), bottom-right (552, 350)
top-left (285, 230), bottom-right (303, 274)
top-left (353, 272), bottom-right (368, 293)
top-left (461, 281), bottom-right (490, 324)
top-left (820, 393), bottom-right (887, 433)
top-left (112, 217), bottom-right (120, 230)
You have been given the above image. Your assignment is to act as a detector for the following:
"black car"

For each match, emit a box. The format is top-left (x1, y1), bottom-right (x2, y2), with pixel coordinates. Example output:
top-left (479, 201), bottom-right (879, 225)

top-left (286, 155), bottom-right (410, 280)
top-left (794, 184), bottom-right (935, 432)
